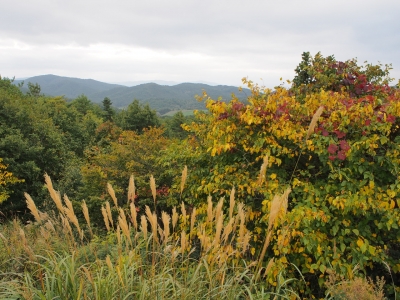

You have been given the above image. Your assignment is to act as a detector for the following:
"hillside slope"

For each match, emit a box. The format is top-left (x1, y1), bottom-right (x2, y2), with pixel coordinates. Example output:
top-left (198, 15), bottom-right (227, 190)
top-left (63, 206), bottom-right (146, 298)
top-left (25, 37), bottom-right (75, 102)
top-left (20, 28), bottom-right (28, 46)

top-left (14, 75), bottom-right (248, 113)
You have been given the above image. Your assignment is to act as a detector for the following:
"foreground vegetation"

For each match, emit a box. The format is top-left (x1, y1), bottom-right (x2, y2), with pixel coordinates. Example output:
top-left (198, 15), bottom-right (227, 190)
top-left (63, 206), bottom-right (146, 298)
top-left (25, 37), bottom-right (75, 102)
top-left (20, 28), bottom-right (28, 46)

top-left (1, 52), bottom-right (399, 298)
top-left (0, 175), bottom-right (391, 299)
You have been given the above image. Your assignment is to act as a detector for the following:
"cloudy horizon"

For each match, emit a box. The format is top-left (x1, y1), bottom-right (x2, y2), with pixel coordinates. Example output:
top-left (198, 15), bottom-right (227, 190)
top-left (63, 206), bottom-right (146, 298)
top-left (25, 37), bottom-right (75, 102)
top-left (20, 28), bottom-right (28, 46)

top-left (1, 0), bottom-right (399, 87)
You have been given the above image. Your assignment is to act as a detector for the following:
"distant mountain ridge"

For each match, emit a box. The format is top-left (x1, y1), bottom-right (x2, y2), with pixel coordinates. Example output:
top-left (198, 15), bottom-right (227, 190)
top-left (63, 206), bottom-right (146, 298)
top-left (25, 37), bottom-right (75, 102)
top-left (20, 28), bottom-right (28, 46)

top-left (13, 74), bottom-right (248, 114)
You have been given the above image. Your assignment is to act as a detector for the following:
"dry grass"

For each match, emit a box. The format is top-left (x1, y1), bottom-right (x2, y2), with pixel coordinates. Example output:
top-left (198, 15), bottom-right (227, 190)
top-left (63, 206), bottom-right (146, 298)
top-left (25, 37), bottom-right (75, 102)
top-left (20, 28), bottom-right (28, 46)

top-left (127, 174), bottom-right (135, 204)
top-left (180, 165), bottom-right (188, 196)
top-left (306, 106), bottom-right (324, 140)
top-left (325, 273), bottom-right (386, 300)
top-left (107, 183), bottom-right (118, 208)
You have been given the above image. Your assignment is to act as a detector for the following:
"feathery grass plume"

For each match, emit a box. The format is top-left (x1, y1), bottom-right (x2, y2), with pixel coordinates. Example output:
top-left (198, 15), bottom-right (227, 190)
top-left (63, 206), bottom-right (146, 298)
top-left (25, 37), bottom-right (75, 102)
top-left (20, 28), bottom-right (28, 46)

top-left (215, 197), bottom-right (224, 224)
top-left (157, 225), bottom-right (164, 241)
top-left (234, 202), bottom-right (244, 234)
top-left (258, 155), bottom-right (269, 185)
top-left (145, 206), bottom-right (158, 244)
top-left (161, 211), bottom-right (170, 243)
top-left (198, 226), bottom-right (208, 250)
top-left (63, 195), bottom-right (82, 239)
top-left (118, 208), bottom-right (129, 230)
top-left (63, 195), bottom-right (80, 229)
top-left (141, 215), bottom-right (148, 240)
top-left (44, 220), bottom-right (55, 232)
top-left (238, 203), bottom-right (246, 245)
top-left (81, 200), bottom-right (92, 233)
top-left (150, 175), bottom-right (156, 207)
top-left (105, 201), bottom-right (114, 227)
top-left (181, 202), bottom-right (187, 226)
top-left (268, 194), bottom-right (282, 232)
top-left (44, 173), bottom-right (63, 213)
top-left (130, 202), bottom-right (138, 230)
top-left (39, 226), bottom-right (50, 240)
top-left (180, 165), bottom-right (188, 195)
top-left (281, 187), bottom-right (291, 217)
top-left (101, 205), bottom-right (110, 231)
top-left (107, 183), bottom-right (118, 208)
top-left (60, 215), bottom-right (73, 239)
top-left (118, 209), bottom-right (132, 246)
top-left (181, 230), bottom-right (187, 254)
top-left (116, 225), bottom-right (121, 246)
top-left (241, 231), bottom-right (251, 254)
top-left (128, 175), bottom-right (136, 204)
top-left (172, 207), bottom-right (178, 231)
top-left (105, 255), bottom-right (113, 271)
top-left (306, 106), bottom-right (324, 140)
top-left (207, 195), bottom-right (214, 224)
top-left (25, 192), bottom-right (41, 223)
top-left (222, 217), bottom-right (235, 244)
top-left (214, 211), bottom-right (224, 245)
top-left (229, 187), bottom-right (235, 220)
top-left (190, 207), bottom-right (197, 236)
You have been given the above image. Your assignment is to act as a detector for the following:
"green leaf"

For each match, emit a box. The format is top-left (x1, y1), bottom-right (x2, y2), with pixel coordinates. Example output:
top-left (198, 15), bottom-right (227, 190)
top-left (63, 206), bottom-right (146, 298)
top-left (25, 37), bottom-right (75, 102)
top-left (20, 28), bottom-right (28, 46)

top-left (319, 264), bottom-right (326, 273)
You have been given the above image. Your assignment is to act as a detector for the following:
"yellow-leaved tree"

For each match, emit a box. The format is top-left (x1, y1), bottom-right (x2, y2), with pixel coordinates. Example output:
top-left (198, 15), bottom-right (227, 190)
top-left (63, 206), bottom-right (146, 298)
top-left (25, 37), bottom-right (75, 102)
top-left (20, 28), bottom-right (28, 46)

top-left (0, 158), bottom-right (22, 203)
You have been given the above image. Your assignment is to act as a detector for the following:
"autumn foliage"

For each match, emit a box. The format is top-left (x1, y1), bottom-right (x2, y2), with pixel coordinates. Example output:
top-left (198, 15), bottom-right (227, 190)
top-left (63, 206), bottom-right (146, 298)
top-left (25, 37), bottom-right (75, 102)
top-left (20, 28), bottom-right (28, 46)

top-left (178, 52), bottom-right (400, 294)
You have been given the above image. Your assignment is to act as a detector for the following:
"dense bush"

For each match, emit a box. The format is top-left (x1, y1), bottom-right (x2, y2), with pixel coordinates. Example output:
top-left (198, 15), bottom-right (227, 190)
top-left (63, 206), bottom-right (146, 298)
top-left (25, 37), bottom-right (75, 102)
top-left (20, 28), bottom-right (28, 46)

top-left (171, 53), bottom-right (400, 296)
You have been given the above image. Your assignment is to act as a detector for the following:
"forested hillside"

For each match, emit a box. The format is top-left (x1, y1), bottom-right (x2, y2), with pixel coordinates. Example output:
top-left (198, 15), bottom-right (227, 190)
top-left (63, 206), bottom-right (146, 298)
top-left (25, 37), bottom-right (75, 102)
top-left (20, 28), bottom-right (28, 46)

top-left (1, 52), bottom-right (399, 298)
top-left (13, 75), bottom-right (249, 114)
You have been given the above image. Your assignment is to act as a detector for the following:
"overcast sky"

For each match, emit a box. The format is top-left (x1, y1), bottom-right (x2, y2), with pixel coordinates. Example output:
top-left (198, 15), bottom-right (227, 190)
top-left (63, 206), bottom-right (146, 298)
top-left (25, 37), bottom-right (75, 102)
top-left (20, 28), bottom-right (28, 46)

top-left (1, 0), bottom-right (399, 87)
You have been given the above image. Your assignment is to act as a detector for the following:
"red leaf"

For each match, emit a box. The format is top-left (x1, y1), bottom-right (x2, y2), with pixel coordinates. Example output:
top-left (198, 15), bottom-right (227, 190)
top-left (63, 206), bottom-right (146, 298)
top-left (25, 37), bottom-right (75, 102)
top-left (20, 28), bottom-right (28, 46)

top-left (328, 144), bottom-right (338, 154)
top-left (334, 130), bottom-right (346, 138)
top-left (387, 114), bottom-right (396, 124)
top-left (339, 140), bottom-right (350, 151)
top-left (337, 151), bottom-right (346, 160)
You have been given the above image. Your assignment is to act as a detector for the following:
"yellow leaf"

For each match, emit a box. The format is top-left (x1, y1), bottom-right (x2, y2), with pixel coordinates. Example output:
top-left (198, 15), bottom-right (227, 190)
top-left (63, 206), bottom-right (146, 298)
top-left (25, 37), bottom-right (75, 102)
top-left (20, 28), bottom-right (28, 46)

top-left (357, 238), bottom-right (364, 248)
top-left (369, 181), bottom-right (375, 189)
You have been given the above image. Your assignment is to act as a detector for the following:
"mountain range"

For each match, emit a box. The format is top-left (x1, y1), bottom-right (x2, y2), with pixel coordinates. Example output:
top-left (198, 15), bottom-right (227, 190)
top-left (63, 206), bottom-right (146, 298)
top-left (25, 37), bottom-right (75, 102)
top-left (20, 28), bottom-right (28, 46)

top-left (13, 75), bottom-right (249, 114)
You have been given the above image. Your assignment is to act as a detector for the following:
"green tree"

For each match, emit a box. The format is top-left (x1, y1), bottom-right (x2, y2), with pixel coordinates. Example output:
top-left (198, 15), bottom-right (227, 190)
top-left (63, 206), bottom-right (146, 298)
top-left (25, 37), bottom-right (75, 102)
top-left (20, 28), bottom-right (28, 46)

top-left (27, 82), bottom-right (42, 97)
top-left (292, 51), bottom-right (393, 100)
top-left (68, 94), bottom-right (102, 117)
top-left (116, 100), bottom-right (160, 132)
top-left (102, 97), bottom-right (114, 121)
top-left (0, 77), bottom-right (80, 216)
top-left (164, 111), bottom-right (190, 139)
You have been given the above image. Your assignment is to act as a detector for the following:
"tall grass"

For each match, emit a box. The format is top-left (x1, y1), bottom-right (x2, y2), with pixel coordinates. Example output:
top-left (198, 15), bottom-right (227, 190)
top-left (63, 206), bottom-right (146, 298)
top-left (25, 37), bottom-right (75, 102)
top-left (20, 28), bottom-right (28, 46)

top-left (0, 171), bottom-right (390, 299)
top-left (0, 173), bottom-right (298, 299)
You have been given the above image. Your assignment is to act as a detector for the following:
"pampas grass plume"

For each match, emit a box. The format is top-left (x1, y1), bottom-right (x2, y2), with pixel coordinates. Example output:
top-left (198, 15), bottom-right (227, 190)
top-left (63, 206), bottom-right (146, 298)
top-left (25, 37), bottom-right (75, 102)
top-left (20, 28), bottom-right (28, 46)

top-left (101, 205), bottom-right (110, 231)
top-left (141, 215), bottom-right (148, 240)
top-left (306, 106), bottom-right (324, 140)
top-left (25, 192), bottom-right (41, 223)
top-left (107, 183), bottom-right (118, 208)
top-left (44, 174), bottom-right (63, 214)
top-left (150, 175), bottom-right (156, 204)
top-left (180, 165), bottom-right (187, 195)
top-left (128, 175), bottom-right (135, 204)
top-left (172, 207), bottom-right (178, 231)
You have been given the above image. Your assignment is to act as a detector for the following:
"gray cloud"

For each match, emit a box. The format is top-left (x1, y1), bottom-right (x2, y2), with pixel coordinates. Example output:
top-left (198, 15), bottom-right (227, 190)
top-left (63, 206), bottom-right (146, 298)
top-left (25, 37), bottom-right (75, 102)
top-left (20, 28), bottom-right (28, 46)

top-left (1, 0), bottom-right (399, 86)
